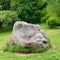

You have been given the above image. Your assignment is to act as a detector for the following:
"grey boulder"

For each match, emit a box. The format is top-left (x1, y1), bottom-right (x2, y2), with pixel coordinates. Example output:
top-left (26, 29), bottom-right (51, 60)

top-left (8, 21), bottom-right (50, 48)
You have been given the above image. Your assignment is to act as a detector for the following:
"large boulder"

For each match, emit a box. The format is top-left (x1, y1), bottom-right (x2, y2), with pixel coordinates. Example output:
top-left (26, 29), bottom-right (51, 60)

top-left (9, 21), bottom-right (50, 49)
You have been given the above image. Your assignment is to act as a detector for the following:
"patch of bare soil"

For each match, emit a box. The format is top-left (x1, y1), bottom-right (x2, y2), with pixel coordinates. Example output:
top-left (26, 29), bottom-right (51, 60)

top-left (0, 50), bottom-right (3, 52)
top-left (46, 44), bottom-right (57, 52)
top-left (14, 44), bottom-right (57, 56)
top-left (15, 53), bottom-right (37, 56)
top-left (52, 44), bottom-right (57, 50)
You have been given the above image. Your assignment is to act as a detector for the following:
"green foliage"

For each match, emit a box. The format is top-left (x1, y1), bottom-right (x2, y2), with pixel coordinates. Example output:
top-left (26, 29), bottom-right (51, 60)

top-left (41, 12), bottom-right (49, 23)
top-left (17, 0), bottom-right (41, 24)
top-left (10, 0), bottom-right (48, 24)
top-left (40, 0), bottom-right (60, 28)
top-left (0, 5), bottom-right (2, 10)
top-left (0, 11), bottom-right (18, 31)
top-left (0, 0), bottom-right (60, 29)
top-left (0, 0), bottom-right (10, 10)
top-left (4, 44), bottom-right (49, 53)
top-left (10, 0), bottom-right (25, 10)
top-left (46, 17), bottom-right (56, 28)
top-left (36, 0), bottom-right (47, 9)
top-left (41, 16), bottom-right (48, 23)
top-left (46, 17), bottom-right (60, 28)
top-left (0, 24), bottom-right (60, 59)
top-left (47, 0), bottom-right (60, 17)
top-left (10, 0), bottom-right (19, 10)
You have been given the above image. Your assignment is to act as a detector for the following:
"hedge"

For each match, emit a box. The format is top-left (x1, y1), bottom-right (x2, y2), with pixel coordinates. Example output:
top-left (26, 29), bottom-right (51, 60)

top-left (0, 10), bottom-right (18, 32)
top-left (46, 17), bottom-right (60, 28)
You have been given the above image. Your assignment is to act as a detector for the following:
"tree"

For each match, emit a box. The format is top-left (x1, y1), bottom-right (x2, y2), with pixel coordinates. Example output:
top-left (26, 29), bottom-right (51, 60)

top-left (0, 0), bottom-right (10, 10)
top-left (17, 0), bottom-right (48, 23)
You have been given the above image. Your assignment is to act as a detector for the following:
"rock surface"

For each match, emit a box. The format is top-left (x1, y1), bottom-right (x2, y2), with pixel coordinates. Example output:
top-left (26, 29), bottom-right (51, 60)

top-left (9, 21), bottom-right (50, 48)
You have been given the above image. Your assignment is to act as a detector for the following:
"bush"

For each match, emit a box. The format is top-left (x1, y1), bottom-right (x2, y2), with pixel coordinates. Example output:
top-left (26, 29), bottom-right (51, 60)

top-left (10, 0), bottom-right (25, 10)
top-left (17, 0), bottom-right (41, 24)
top-left (0, 11), bottom-right (18, 32)
top-left (41, 15), bottom-right (49, 23)
top-left (4, 44), bottom-right (50, 53)
top-left (46, 17), bottom-right (60, 28)
top-left (0, 5), bottom-right (2, 10)
top-left (10, 0), bottom-right (48, 24)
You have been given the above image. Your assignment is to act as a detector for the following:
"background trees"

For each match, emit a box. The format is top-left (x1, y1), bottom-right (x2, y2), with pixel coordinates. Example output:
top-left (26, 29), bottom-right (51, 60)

top-left (0, 0), bottom-right (10, 10)
top-left (0, 0), bottom-right (60, 31)
top-left (46, 0), bottom-right (60, 28)
top-left (0, 11), bottom-right (18, 31)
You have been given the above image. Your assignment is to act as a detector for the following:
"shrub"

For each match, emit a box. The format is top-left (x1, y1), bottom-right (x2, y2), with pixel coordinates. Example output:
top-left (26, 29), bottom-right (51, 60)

top-left (0, 5), bottom-right (2, 10)
top-left (0, 11), bottom-right (18, 32)
top-left (10, 0), bottom-right (25, 10)
top-left (41, 15), bottom-right (49, 23)
top-left (4, 44), bottom-right (50, 53)
top-left (46, 17), bottom-right (60, 28)
top-left (17, 0), bottom-right (42, 24)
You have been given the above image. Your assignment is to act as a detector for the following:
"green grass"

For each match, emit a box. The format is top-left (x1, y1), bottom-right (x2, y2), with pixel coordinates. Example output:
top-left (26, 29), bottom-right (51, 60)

top-left (0, 24), bottom-right (60, 60)
top-left (4, 44), bottom-right (48, 53)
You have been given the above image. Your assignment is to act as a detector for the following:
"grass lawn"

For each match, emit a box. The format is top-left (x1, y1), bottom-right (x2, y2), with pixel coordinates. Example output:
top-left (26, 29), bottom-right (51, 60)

top-left (0, 24), bottom-right (60, 60)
